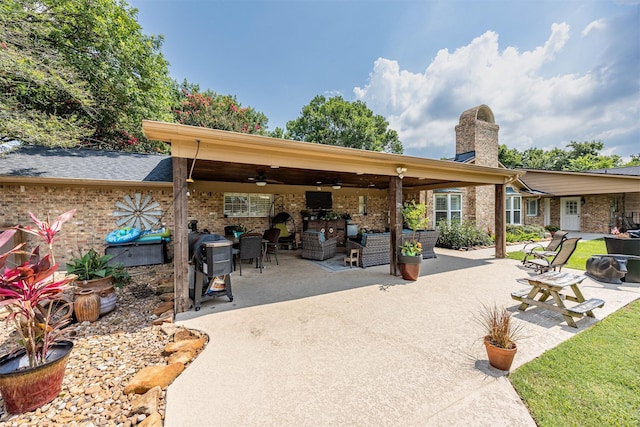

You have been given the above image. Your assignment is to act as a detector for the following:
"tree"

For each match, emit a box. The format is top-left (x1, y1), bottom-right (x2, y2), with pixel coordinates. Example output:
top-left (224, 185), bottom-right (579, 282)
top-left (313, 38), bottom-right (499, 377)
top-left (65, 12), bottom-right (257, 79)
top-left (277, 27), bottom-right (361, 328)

top-left (625, 154), bottom-right (640, 166)
top-left (498, 140), bottom-right (625, 171)
top-left (0, 0), bottom-right (95, 146)
top-left (285, 95), bottom-right (403, 153)
top-left (173, 81), bottom-right (268, 135)
top-left (1, 0), bottom-right (174, 152)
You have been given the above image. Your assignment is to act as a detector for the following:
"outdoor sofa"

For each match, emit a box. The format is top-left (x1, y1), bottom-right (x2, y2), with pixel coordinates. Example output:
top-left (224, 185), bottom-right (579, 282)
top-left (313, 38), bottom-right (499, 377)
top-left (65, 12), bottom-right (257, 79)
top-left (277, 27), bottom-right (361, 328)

top-left (345, 230), bottom-right (439, 268)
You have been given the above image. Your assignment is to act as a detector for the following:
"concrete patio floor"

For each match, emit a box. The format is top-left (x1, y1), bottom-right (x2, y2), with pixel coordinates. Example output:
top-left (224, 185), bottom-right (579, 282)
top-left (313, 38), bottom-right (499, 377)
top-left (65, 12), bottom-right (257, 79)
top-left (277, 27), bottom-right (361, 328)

top-left (166, 242), bottom-right (639, 426)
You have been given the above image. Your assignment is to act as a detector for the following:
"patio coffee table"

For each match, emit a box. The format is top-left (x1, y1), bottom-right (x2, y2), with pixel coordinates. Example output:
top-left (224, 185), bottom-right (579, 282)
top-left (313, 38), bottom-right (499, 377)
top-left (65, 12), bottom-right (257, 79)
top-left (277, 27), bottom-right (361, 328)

top-left (511, 271), bottom-right (605, 328)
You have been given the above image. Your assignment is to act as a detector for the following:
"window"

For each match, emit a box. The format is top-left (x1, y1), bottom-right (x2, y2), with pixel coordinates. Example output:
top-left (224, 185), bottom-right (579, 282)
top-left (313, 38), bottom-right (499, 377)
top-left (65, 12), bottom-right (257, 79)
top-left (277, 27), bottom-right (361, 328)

top-left (526, 199), bottom-right (538, 217)
top-left (434, 193), bottom-right (462, 223)
top-left (358, 196), bottom-right (367, 215)
top-left (506, 195), bottom-right (522, 224)
top-left (224, 193), bottom-right (273, 217)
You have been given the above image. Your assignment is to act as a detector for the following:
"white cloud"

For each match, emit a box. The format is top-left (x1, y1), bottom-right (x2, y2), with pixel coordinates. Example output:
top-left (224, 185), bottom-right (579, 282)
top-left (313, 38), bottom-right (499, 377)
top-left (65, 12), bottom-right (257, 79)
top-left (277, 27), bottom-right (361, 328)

top-left (354, 22), bottom-right (639, 159)
top-left (582, 19), bottom-right (607, 37)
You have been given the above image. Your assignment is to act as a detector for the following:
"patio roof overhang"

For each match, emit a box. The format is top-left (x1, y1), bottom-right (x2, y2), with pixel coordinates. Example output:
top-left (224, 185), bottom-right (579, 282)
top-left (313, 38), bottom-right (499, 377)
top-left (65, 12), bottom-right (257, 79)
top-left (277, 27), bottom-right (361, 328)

top-left (142, 120), bottom-right (522, 313)
top-left (142, 120), bottom-right (522, 190)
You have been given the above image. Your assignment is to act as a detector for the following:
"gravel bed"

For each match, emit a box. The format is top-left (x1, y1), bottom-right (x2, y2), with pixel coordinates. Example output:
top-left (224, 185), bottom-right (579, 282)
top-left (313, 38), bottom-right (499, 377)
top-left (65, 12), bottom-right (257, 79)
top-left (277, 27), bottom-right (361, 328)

top-left (0, 267), bottom-right (178, 426)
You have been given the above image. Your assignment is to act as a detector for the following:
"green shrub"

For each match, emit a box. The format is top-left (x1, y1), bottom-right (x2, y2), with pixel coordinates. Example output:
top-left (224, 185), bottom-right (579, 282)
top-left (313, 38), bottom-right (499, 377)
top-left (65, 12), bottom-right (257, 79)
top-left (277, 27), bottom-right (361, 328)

top-left (436, 219), bottom-right (493, 249)
top-left (505, 224), bottom-right (545, 243)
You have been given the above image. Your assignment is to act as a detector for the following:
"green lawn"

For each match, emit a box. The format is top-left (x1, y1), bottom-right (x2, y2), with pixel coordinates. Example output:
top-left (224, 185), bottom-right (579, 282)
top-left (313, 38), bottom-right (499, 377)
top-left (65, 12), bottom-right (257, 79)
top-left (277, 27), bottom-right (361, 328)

top-left (507, 238), bottom-right (606, 271)
top-left (510, 299), bottom-right (640, 426)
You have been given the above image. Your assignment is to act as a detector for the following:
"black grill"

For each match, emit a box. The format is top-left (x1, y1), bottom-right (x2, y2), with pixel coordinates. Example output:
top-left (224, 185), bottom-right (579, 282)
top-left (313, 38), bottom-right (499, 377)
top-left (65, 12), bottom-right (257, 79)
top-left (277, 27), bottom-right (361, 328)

top-left (189, 233), bottom-right (234, 310)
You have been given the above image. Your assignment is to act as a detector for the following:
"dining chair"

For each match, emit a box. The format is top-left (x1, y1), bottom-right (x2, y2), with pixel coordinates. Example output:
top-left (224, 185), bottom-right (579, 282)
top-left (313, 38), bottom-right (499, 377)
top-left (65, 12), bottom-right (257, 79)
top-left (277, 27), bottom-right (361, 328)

top-left (237, 233), bottom-right (263, 276)
top-left (263, 228), bottom-right (281, 265)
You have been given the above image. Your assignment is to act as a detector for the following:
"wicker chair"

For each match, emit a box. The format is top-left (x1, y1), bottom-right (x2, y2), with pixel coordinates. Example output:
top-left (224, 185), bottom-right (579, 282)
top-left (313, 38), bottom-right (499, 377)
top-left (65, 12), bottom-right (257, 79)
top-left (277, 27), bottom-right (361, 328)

top-left (301, 231), bottom-right (337, 261)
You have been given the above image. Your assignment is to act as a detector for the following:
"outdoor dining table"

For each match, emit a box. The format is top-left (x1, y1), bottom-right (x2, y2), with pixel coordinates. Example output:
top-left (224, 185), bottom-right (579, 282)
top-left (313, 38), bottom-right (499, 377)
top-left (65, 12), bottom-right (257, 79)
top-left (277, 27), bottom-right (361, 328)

top-left (511, 271), bottom-right (605, 328)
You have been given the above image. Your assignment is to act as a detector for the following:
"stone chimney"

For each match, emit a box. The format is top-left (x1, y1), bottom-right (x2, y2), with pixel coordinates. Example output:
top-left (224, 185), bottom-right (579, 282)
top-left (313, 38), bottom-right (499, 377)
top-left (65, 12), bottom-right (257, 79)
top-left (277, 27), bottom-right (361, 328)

top-left (455, 105), bottom-right (499, 167)
top-left (454, 105), bottom-right (500, 232)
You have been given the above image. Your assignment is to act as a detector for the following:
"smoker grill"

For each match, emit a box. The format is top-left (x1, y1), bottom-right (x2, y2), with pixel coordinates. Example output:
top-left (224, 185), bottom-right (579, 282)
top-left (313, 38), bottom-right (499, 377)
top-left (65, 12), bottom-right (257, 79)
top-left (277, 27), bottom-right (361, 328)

top-left (189, 233), bottom-right (234, 311)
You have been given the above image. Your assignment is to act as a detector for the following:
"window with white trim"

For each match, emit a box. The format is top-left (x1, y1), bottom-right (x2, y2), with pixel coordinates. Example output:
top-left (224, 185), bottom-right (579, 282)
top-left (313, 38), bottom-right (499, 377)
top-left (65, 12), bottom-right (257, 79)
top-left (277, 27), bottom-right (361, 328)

top-left (526, 199), bottom-right (538, 217)
top-left (224, 193), bottom-right (273, 217)
top-left (506, 195), bottom-right (522, 224)
top-left (358, 196), bottom-right (367, 215)
top-left (434, 193), bottom-right (462, 223)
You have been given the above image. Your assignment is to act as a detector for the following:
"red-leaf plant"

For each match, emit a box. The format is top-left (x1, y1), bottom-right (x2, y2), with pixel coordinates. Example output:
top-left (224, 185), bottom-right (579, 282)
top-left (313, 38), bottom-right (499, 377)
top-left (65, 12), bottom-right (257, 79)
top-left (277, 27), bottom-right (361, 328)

top-left (0, 210), bottom-right (76, 368)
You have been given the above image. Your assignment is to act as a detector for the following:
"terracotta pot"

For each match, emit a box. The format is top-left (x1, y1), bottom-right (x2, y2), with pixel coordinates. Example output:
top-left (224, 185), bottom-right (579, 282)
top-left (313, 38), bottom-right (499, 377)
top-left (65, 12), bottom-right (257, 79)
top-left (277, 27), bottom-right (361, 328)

top-left (398, 254), bottom-right (421, 281)
top-left (73, 289), bottom-right (101, 322)
top-left (76, 276), bottom-right (113, 293)
top-left (0, 340), bottom-right (73, 414)
top-left (484, 336), bottom-right (517, 371)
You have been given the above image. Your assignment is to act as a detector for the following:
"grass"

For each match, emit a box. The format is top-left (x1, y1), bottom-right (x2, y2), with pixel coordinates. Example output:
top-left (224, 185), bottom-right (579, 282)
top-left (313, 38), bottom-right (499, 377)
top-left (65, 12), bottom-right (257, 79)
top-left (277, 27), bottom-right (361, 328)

top-left (507, 238), bottom-right (606, 271)
top-left (510, 299), bottom-right (640, 426)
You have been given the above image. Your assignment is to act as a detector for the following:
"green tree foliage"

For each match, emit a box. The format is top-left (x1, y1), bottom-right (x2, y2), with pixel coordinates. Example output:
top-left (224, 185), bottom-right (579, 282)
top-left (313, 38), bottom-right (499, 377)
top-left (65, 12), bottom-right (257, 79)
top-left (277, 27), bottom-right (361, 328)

top-left (173, 81), bottom-right (268, 135)
top-left (498, 140), bottom-right (634, 171)
top-left (285, 95), bottom-right (403, 153)
top-left (627, 154), bottom-right (640, 166)
top-left (1, 0), bottom-right (174, 152)
top-left (0, 0), bottom-right (95, 146)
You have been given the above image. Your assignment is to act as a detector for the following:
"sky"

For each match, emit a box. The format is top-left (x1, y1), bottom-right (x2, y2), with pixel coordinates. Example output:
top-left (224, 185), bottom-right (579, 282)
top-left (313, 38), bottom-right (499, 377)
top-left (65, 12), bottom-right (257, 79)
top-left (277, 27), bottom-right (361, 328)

top-left (128, 0), bottom-right (640, 161)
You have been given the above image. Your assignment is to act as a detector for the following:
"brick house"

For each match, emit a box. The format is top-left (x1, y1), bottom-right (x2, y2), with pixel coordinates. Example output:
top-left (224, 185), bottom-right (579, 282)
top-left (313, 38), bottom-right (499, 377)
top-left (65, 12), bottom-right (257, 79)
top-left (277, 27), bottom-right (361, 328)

top-left (429, 104), bottom-right (640, 234)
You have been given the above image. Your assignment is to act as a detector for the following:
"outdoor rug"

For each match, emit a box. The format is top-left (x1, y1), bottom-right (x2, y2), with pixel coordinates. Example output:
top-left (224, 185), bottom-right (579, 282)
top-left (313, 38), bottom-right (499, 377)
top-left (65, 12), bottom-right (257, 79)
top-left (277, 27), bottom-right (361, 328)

top-left (304, 255), bottom-right (361, 272)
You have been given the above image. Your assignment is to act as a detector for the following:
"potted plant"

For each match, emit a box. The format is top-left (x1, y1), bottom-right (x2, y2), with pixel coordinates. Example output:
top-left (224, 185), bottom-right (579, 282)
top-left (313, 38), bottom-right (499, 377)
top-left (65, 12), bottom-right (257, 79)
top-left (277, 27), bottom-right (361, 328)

top-left (544, 224), bottom-right (560, 237)
top-left (66, 249), bottom-right (130, 316)
top-left (399, 201), bottom-right (430, 280)
top-left (66, 249), bottom-right (130, 289)
top-left (476, 303), bottom-right (524, 371)
top-left (0, 210), bottom-right (77, 414)
top-left (300, 209), bottom-right (312, 220)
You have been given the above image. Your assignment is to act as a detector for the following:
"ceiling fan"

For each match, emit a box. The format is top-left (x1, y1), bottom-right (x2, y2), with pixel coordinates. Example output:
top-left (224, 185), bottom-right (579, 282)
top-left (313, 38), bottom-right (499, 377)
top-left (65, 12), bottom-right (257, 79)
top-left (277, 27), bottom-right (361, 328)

top-left (247, 170), bottom-right (283, 186)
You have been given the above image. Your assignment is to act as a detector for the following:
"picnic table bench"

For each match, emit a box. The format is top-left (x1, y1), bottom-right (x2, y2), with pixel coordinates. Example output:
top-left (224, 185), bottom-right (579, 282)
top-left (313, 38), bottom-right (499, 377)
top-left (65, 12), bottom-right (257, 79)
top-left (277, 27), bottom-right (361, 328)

top-left (511, 271), bottom-right (605, 328)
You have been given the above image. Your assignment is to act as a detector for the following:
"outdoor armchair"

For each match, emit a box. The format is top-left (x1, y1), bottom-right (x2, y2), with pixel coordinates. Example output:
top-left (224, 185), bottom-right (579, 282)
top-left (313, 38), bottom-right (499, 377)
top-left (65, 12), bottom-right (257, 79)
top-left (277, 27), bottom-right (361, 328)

top-left (301, 231), bottom-right (337, 261)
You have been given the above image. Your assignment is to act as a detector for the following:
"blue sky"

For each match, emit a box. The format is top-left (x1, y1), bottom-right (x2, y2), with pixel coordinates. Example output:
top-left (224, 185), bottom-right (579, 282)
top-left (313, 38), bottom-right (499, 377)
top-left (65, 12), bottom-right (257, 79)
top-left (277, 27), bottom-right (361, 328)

top-left (129, 0), bottom-right (639, 161)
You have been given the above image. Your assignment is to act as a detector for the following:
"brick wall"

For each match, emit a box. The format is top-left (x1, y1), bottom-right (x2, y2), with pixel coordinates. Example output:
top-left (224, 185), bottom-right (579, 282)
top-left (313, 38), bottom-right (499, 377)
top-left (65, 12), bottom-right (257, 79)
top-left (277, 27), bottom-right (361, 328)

top-left (186, 190), bottom-right (390, 235)
top-left (0, 184), bottom-right (174, 266)
top-left (581, 194), bottom-right (617, 233)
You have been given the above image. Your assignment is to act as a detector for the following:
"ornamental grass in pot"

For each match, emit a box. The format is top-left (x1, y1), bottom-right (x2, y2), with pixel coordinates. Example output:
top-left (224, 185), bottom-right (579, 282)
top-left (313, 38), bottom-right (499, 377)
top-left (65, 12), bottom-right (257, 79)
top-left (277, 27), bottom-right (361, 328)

top-left (476, 303), bottom-right (525, 371)
top-left (0, 209), bottom-right (77, 414)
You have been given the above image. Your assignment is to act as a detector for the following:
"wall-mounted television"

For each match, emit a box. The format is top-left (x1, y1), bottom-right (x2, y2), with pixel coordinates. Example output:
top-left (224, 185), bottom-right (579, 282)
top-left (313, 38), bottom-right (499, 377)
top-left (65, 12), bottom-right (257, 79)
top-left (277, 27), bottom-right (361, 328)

top-left (306, 191), bottom-right (333, 210)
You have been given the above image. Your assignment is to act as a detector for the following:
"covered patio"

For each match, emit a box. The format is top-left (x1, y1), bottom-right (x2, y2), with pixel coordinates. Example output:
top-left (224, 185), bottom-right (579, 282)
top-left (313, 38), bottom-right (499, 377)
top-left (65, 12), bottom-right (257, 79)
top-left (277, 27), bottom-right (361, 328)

top-left (142, 120), bottom-right (522, 313)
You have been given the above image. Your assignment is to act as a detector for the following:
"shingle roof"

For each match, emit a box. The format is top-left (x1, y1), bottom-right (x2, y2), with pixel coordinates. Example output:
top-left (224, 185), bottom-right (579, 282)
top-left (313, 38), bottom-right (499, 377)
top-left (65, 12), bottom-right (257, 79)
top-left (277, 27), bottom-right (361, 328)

top-left (0, 144), bottom-right (172, 182)
top-left (587, 166), bottom-right (640, 176)
top-left (449, 151), bottom-right (476, 163)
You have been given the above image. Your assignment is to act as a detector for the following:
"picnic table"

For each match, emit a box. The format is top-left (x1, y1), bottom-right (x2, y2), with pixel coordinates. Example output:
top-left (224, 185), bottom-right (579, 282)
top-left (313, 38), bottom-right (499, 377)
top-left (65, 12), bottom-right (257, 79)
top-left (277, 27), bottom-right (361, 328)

top-left (511, 271), bottom-right (605, 328)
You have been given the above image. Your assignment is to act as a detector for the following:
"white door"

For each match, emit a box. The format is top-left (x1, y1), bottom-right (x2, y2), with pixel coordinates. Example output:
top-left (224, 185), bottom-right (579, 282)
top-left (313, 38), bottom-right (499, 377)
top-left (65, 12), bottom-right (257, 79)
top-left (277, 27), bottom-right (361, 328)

top-left (560, 197), bottom-right (581, 231)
